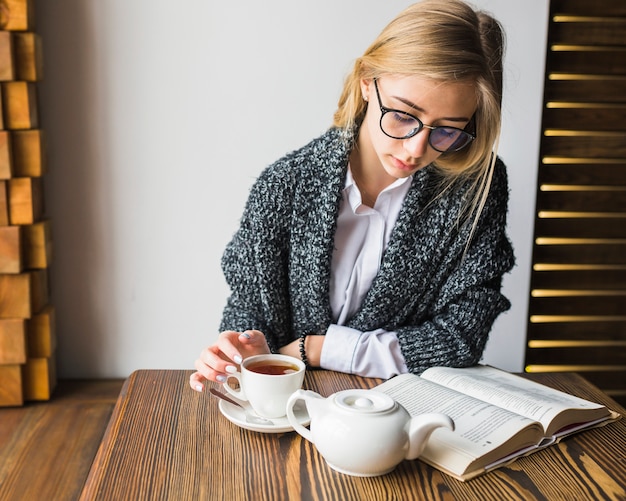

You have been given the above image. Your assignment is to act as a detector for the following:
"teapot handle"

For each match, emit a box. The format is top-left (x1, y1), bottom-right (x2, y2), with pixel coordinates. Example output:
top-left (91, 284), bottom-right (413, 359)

top-left (286, 389), bottom-right (321, 442)
top-left (406, 412), bottom-right (455, 460)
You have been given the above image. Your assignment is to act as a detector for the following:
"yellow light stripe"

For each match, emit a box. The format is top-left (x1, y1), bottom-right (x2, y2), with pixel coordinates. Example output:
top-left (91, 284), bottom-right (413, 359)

top-left (546, 102), bottom-right (626, 109)
top-left (542, 157), bottom-right (626, 164)
top-left (538, 212), bottom-right (626, 218)
top-left (533, 264), bottom-right (626, 271)
top-left (551, 44), bottom-right (626, 52)
top-left (531, 290), bottom-right (626, 297)
top-left (535, 237), bottom-right (626, 245)
top-left (540, 185), bottom-right (626, 191)
top-left (528, 340), bottom-right (626, 348)
top-left (525, 365), bottom-right (626, 372)
top-left (548, 73), bottom-right (626, 81)
top-left (544, 130), bottom-right (626, 137)
top-left (530, 315), bottom-right (626, 323)
top-left (552, 15), bottom-right (624, 23)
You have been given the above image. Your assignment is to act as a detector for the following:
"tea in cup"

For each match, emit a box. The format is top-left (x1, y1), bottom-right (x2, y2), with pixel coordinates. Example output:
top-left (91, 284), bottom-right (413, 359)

top-left (223, 354), bottom-right (305, 419)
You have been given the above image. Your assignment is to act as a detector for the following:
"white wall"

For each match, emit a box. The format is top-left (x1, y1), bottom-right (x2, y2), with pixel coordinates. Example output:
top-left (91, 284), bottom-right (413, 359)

top-left (34, 0), bottom-right (549, 378)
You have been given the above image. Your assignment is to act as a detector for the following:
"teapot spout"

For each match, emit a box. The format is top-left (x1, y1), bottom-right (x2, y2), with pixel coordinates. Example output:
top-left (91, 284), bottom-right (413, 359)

top-left (406, 413), bottom-right (454, 460)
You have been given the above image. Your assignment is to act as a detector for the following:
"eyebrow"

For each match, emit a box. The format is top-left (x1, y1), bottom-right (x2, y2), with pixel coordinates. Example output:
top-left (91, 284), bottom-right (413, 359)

top-left (392, 95), bottom-right (471, 123)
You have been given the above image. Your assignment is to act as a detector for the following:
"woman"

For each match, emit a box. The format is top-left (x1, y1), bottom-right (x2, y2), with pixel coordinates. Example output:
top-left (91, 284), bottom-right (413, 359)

top-left (190, 0), bottom-right (514, 392)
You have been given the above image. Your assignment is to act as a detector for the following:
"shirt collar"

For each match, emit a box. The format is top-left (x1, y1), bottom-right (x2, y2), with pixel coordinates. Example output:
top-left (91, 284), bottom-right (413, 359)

top-left (345, 164), bottom-right (412, 209)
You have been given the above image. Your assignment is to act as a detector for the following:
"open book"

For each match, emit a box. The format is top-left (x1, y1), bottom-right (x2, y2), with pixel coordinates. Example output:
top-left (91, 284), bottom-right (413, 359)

top-left (376, 365), bottom-right (621, 481)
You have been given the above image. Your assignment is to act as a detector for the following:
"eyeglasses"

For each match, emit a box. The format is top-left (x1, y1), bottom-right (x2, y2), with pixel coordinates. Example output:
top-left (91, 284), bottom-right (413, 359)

top-left (373, 79), bottom-right (476, 153)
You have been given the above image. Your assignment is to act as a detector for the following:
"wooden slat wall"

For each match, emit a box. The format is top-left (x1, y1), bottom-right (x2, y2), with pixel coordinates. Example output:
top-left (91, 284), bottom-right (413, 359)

top-left (526, 0), bottom-right (626, 407)
top-left (0, 0), bottom-right (55, 407)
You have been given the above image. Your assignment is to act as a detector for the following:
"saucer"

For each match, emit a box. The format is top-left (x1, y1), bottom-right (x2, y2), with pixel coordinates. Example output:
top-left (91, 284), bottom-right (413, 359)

top-left (218, 399), bottom-right (310, 434)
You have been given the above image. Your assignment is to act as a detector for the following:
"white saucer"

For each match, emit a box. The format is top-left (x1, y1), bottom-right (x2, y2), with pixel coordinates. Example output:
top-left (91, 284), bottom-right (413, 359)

top-left (218, 399), bottom-right (310, 434)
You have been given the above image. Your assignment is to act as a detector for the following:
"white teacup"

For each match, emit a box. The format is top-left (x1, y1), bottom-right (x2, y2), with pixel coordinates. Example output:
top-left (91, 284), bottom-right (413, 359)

top-left (223, 354), bottom-right (306, 419)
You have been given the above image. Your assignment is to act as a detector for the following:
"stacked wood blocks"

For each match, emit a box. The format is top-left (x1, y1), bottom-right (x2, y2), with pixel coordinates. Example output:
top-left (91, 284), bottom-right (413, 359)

top-left (0, 0), bottom-right (56, 406)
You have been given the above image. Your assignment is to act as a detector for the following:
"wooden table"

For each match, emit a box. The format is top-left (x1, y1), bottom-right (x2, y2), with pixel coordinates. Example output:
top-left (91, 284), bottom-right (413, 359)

top-left (0, 379), bottom-right (124, 501)
top-left (80, 370), bottom-right (626, 501)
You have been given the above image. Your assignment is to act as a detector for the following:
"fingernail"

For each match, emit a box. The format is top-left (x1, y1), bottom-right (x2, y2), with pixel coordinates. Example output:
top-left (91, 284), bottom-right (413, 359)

top-left (241, 331), bottom-right (251, 339)
top-left (195, 384), bottom-right (203, 392)
top-left (233, 355), bottom-right (243, 364)
top-left (225, 365), bottom-right (238, 374)
top-left (216, 375), bottom-right (227, 383)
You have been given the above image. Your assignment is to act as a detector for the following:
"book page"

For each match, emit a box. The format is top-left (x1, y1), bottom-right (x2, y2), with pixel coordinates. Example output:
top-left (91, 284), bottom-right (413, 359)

top-left (421, 365), bottom-right (606, 434)
top-left (377, 374), bottom-right (544, 475)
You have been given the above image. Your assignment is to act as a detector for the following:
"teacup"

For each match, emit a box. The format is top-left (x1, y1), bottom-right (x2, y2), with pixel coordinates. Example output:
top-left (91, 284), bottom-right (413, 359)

top-left (223, 354), bottom-right (305, 419)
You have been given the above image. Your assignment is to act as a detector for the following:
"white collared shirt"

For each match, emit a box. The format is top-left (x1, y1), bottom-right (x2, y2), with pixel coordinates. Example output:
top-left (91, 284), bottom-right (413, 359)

top-left (320, 167), bottom-right (411, 378)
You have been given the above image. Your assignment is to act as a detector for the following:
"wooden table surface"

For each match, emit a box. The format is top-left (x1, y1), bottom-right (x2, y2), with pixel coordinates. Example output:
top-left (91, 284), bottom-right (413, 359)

top-left (0, 379), bottom-right (124, 501)
top-left (80, 370), bottom-right (626, 501)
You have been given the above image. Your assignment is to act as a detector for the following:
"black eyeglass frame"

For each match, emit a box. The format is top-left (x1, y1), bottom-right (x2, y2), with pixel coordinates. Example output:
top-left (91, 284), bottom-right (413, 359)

top-left (372, 79), bottom-right (476, 153)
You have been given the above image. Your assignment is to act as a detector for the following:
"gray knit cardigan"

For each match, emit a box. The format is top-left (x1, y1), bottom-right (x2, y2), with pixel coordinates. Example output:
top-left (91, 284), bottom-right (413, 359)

top-left (220, 127), bottom-right (515, 375)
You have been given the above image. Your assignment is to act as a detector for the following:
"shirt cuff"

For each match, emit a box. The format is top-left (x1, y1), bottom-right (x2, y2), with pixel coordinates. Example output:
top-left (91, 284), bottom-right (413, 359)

top-left (320, 324), bottom-right (362, 373)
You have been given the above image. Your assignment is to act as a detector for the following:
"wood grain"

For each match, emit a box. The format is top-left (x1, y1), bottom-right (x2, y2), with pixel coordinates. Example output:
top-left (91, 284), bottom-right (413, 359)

top-left (0, 364), bottom-right (22, 406)
top-left (551, 0), bottom-right (626, 16)
top-left (0, 269), bottom-right (48, 318)
top-left (12, 129), bottom-right (45, 177)
top-left (0, 180), bottom-right (7, 225)
top-left (527, 0), bottom-right (626, 410)
top-left (0, 317), bottom-right (26, 364)
top-left (26, 304), bottom-right (55, 357)
top-left (22, 219), bottom-right (51, 269)
top-left (13, 31), bottom-right (42, 81)
top-left (0, 379), bottom-right (124, 500)
top-left (21, 355), bottom-right (56, 400)
top-left (81, 370), bottom-right (626, 501)
top-left (0, 0), bottom-right (34, 32)
top-left (534, 218), bottom-right (626, 240)
top-left (7, 176), bottom-right (43, 225)
top-left (0, 30), bottom-right (14, 81)
top-left (1, 81), bottom-right (38, 129)
top-left (0, 223), bottom-right (21, 273)
top-left (0, 221), bottom-right (50, 272)
top-left (0, 129), bottom-right (12, 179)
top-left (0, 84), bottom-right (4, 130)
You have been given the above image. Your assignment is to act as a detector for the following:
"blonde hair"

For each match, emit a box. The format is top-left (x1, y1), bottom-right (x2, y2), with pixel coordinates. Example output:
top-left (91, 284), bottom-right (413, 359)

top-left (334, 0), bottom-right (505, 230)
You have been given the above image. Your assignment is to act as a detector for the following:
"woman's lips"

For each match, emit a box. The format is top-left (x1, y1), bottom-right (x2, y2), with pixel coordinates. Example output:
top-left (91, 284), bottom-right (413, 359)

top-left (391, 156), bottom-right (418, 171)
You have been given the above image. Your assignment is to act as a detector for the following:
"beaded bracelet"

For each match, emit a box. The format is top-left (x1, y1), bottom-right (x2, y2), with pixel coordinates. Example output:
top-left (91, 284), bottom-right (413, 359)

top-left (299, 333), bottom-right (309, 368)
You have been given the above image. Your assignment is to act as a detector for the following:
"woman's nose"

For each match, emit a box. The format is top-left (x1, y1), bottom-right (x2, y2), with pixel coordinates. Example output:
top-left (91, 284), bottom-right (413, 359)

top-left (403, 130), bottom-right (430, 157)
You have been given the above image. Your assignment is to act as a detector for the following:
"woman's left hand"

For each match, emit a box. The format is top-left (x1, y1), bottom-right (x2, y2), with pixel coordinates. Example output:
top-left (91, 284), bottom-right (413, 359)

top-left (190, 329), bottom-right (270, 392)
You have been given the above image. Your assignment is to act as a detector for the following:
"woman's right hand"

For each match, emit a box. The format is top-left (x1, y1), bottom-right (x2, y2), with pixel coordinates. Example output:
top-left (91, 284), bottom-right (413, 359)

top-left (189, 329), bottom-right (270, 392)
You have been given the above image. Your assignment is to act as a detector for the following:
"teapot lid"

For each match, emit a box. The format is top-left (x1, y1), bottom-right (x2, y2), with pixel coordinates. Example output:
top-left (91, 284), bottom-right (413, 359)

top-left (333, 389), bottom-right (397, 414)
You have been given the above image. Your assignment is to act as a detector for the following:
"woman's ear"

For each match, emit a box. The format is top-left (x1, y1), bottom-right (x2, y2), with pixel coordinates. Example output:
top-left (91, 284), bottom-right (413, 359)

top-left (360, 78), bottom-right (372, 102)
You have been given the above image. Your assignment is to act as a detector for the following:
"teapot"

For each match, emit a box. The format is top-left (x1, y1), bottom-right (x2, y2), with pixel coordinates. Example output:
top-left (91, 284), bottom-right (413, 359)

top-left (286, 388), bottom-right (454, 477)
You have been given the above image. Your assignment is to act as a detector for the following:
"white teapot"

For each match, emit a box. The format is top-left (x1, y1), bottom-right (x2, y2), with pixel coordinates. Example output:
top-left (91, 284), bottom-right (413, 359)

top-left (286, 388), bottom-right (454, 477)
